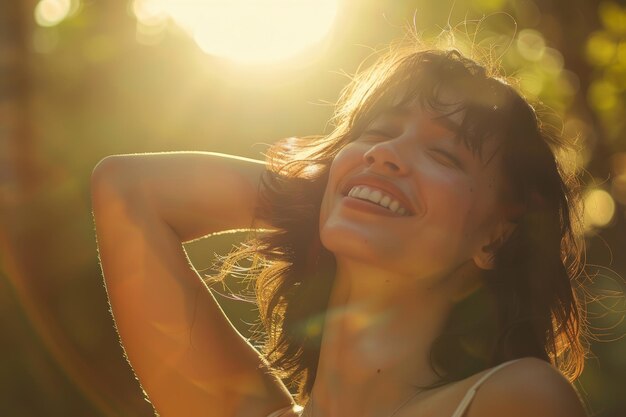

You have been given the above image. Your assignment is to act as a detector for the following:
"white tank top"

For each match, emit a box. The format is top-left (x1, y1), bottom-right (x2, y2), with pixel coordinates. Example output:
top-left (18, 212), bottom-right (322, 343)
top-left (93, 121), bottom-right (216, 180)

top-left (265, 358), bottom-right (523, 417)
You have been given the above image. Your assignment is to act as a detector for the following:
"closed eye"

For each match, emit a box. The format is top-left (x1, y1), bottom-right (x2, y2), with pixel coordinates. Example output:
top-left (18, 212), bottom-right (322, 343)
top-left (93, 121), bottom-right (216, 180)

top-left (356, 129), bottom-right (394, 144)
top-left (362, 129), bottom-right (392, 138)
top-left (431, 149), bottom-right (464, 169)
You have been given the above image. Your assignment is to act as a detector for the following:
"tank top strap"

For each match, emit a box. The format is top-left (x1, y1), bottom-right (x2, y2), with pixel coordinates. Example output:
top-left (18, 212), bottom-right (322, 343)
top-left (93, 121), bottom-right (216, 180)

top-left (450, 358), bottom-right (525, 417)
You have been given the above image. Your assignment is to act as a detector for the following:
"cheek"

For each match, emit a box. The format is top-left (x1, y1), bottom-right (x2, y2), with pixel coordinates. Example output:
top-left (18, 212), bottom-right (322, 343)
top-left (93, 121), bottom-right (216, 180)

top-left (412, 175), bottom-right (478, 253)
top-left (419, 169), bottom-right (474, 220)
top-left (319, 191), bottom-right (331, 233)
top-left (458, 185), bottom-right (502, 248)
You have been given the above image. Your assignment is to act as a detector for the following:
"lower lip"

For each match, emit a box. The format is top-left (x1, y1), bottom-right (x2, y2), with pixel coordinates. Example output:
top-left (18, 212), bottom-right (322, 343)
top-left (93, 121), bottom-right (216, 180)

top-left (341, 196), bottom-right (406, 217)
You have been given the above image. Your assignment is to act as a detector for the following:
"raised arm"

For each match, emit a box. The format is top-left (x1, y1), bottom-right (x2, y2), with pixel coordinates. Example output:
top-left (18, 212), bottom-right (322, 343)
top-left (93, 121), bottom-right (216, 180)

top-left (91, 152), bottom-right (293, 417)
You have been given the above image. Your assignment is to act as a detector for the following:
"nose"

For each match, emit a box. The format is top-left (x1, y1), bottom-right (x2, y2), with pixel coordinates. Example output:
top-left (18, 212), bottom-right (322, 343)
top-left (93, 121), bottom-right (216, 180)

top-left (363, 140), bottom-right (411, 175)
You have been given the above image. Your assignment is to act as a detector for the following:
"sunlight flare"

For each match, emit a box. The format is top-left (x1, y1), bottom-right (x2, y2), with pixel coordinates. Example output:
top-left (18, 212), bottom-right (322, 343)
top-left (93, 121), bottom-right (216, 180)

top-left (132, 0), bottom-right (339, 64)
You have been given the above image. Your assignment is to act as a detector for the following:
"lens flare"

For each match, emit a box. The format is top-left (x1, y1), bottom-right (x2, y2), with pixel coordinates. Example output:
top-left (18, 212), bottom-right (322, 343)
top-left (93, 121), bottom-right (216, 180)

top-left (131, 0), bottom-right (339, 64)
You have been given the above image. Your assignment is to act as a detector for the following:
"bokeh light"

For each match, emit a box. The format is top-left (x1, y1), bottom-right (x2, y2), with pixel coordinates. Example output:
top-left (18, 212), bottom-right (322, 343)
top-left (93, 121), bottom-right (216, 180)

top-left (610, 153), bottom-right (626, 205)
top-left (34, 0), bottom-right (75, 27)
top-left (611, 175), bottom-right (626, 205)
top-left (588, 79), bottom-right (619, 112)
top-left (6, 1), bottom-right (626, 416)
top-left (471, 0), bottom-right (507, 13)
top-left (585, 31), bottom-right (617, 67)
top-left (132, 0), bottom-right (168, 25)
top-left (610, 152), bottom-right (626, 176)
top-left (584, 188), bottom-right (617, 231)
top-left (618, 43), bottom-right (626, 65)
top-left (541, 47), bottom-right (565, 74)
top-left (599, 1), bottom-right (626, 37)
top-left (131, 0), bottom-right (339, 64)
top-left (516, 29), bottom-right (546, 61)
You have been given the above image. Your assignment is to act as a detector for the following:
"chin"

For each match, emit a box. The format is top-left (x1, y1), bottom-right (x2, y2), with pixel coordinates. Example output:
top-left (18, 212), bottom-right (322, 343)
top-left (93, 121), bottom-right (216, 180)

top-left (321, 229), bottom-right (461, 283)
top-left (322, 225), bottom-right (374, 257)
top-left (320, 224), bottom-right (406, 272)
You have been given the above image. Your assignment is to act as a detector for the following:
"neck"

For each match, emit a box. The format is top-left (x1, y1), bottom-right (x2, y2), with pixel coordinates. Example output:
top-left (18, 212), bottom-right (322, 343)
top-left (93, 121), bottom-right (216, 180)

top-left (306, 258), bottom-right (480, 417)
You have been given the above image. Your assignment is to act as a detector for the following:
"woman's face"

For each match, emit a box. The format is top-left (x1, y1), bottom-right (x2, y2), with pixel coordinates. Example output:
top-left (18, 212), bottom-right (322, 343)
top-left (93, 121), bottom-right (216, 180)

top-left (319, 104), bottom-right (509, 281)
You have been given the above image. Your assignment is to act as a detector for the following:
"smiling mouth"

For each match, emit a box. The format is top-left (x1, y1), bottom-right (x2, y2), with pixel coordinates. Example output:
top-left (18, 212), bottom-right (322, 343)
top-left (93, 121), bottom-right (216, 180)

top-left (346, 185), bottom-right (409, 216)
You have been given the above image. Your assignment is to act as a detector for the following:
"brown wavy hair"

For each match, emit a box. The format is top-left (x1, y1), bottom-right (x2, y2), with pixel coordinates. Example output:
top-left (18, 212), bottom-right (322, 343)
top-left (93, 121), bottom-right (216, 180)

top-left (212, 46), bottom-right (587, 405)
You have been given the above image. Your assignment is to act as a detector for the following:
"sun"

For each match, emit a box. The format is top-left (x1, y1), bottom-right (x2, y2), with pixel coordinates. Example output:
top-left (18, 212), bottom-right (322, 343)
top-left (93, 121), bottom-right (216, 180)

top-left (132, 0), bottom-right (339, 64)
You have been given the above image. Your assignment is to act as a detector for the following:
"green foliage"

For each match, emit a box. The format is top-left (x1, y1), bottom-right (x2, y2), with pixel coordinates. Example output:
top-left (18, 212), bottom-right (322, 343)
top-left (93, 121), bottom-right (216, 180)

top-left (585, 2), bottom-right (626, 145)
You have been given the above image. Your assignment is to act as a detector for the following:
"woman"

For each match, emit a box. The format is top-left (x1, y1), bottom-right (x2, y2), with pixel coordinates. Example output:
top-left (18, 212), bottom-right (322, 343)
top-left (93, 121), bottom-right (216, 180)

top-left (91, 46), bottom-right (588, 417)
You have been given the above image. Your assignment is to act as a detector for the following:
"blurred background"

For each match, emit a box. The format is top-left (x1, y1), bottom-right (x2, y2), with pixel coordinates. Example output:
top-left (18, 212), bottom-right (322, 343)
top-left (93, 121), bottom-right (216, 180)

top-left (1, 0), bottom-right (625, 416)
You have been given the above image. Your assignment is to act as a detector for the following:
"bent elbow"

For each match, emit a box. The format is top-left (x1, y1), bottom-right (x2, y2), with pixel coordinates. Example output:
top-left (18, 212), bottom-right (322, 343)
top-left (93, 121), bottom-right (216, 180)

top-left (91, 155), bottom-right (134, 208)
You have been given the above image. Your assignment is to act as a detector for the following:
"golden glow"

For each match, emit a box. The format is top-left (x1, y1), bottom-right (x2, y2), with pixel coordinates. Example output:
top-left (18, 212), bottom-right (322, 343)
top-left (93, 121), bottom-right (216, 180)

top-left (611, 175), bottom-right (626, 205)
top-left (516, 29), bottom-right (546, 62)
top-left (588, 79), bottom-right (619, 112)
top-left (557, 145), bottom-right (586, 176)
top-left (32, 27), bottom-right (60, 53)
top-left (618, 43), bottom-right (626, 65)
top-left (584, 188), bottom-right (616, 231)
top-left (131, 0), bottom-right (339, 64)
top-left (471, 0), bottom-right (506, 12)
top-left (541, 48), bottom-right (564, 74)
top-left (559, 118), bottom-right (591, 175)
top-left (585, 31), bottom-right (617, 67)
top-left (132, 0), bottom-right (168, 26)
top-left (610, 152), bottom-right (626, 175)
top-left (599, 1), bottom-right (626, 37)
top-left (34, 0), bottom-right (74, 27)
top-left (518, 69), bottom-right (544, 97)
top-left (610, 153), bottom-right (626, 205)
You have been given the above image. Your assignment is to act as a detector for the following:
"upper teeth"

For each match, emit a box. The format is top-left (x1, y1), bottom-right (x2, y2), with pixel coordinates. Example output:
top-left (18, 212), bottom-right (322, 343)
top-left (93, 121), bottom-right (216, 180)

top-left (347, 185), bottom-right (408, 215)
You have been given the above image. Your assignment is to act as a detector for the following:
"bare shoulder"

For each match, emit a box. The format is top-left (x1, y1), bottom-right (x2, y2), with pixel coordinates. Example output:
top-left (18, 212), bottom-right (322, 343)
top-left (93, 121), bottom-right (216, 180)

top-left (468, 357), bottom-right (587, 417)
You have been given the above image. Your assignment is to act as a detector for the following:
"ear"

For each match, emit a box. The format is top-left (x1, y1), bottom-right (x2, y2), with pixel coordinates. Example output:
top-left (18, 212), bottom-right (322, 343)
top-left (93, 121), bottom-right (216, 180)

top-left (472, 220), bottom-right (517, 270)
